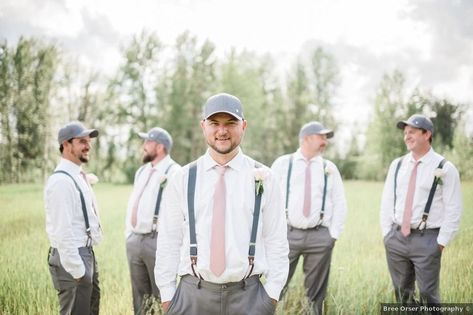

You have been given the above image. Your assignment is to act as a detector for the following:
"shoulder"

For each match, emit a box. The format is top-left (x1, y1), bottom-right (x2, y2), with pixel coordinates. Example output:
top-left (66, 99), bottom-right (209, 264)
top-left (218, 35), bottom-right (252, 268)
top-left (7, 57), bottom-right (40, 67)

top-left (271, 153), bottom-right (293, 169)
top-left (45, 170), bottom-right (76, 195)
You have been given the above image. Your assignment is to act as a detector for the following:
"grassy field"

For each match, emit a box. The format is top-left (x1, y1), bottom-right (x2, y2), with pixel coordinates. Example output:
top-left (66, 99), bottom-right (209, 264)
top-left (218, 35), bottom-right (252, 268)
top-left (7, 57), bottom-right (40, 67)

top-left (0, 181), bottom-right (471, 314)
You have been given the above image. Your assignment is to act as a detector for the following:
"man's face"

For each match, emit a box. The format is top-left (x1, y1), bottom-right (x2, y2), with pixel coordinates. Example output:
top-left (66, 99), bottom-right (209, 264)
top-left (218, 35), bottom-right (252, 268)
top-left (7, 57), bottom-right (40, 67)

top-left (201, 112), bottom-right (246, 155)
top-left (403, 125), bottom-right (431, 153)
top-left (303, 134), bottom-right (328, 155)
top-left (142, 140), bottom-right (159, 163)
top-left (64, 136), bottom-right (92, 164)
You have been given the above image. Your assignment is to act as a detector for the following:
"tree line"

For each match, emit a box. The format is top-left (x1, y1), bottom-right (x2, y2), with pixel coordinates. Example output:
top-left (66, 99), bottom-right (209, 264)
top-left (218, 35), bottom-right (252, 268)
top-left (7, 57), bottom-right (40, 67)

top-left (1, 32), bottom-right (472, 184)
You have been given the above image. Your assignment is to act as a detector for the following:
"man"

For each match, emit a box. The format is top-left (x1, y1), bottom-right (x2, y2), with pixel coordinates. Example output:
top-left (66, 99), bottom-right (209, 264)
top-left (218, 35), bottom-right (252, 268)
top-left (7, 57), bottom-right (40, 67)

top-left (271, 121), bottom-right (348, 315)
top-left (155, 93), bottom-right (289, 315)
top-left (125, 127), bottom-right (180, 314)
top-left (45, 121), bottom-right (102, 315)
top-left (380, 114), bottom-right (463, 305)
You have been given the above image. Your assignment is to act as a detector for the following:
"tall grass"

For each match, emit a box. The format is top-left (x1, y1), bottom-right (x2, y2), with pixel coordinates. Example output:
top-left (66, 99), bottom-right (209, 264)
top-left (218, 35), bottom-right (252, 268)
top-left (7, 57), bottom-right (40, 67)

top-left (1, 182), bottom-right (471, 314)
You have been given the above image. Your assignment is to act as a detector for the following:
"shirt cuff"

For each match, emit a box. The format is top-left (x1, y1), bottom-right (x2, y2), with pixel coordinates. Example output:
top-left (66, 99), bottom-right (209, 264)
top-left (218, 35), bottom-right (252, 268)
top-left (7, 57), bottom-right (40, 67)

top-left (437, 234), bottom-right (450, 247)
top-left (159, 285), bottom-right (177, 302)
top-left (263, 282), bottom-right (282, 301)
top-left (69, 265), bottom-right (85, 279)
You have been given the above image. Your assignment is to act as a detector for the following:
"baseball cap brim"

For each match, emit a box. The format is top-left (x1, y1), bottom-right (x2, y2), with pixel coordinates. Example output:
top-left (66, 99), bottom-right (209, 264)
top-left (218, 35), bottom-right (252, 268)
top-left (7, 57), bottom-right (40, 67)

top-left (78, 129), bottom-right (99, 138)
top-left (204, 110), bottom-right (243, 121)
top-left (319, 129), bottom-right (334, 139)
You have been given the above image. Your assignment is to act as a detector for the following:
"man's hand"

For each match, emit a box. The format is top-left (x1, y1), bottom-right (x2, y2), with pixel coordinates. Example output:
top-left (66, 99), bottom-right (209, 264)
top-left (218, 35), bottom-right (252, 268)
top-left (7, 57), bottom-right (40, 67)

top-left (271, 299), bottom-right (278, 306)
top-left (439, 245), bottom-right (444, 252)
top-left (162, 301), bottom-right (171, 313)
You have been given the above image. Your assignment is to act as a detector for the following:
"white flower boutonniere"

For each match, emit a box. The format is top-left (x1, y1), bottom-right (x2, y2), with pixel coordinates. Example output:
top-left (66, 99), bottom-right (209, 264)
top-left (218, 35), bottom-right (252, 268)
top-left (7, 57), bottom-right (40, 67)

top-left (86, 173), bottom-right (99, 185)
top-left (159, 175), bottom-right (168, 189)
top-left (253, 168), bottom-right (268, 196)
top-left (434, 168), bottom-right (446, 185)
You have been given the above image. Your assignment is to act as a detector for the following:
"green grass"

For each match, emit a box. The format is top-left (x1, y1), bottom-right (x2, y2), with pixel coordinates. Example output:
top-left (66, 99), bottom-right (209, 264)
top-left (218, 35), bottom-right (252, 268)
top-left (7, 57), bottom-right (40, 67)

top-left (1, 182), bottom-right (472, 314)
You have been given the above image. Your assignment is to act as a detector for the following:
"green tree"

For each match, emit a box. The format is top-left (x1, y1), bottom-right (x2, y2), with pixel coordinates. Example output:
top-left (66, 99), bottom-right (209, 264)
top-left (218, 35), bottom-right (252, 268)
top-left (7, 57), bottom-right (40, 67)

top-left (159, 31), bottom-right (217, 165)
top-left (104, 30), bottom-right (163, 182)
top-left (360, 70), bottom-right (407, 180)
top-left (0, 38), bottom-right (58, 183)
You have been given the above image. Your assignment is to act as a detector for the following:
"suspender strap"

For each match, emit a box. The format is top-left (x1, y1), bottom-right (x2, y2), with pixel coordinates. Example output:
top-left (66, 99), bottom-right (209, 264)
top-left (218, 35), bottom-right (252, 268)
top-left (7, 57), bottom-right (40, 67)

top-left (53, 170), bottom-right (92, 247)
top-left (246, 162), bottom-right (263, 278)
top-left (393, 157), bottom-right (403, 213)
top-left (417, 159), bottom-right (447, 231)
top-left (152, 163), bottom-right (175, 234)
top-left (315, 160), bottom-right (328, 227)
top-left (285, 155), bottom-right (294, 210)
top-left (187, 162), bottom-right (199, 277)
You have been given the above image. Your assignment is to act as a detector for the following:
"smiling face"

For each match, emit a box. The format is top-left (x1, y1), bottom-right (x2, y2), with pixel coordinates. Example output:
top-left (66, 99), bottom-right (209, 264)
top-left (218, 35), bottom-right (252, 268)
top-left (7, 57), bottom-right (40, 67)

top-left (201, 112), bottom-right (246, 159)
top-left (62, 136), bottom-right (93, 165)
top-left (403, 125), bottom-right (431, 156)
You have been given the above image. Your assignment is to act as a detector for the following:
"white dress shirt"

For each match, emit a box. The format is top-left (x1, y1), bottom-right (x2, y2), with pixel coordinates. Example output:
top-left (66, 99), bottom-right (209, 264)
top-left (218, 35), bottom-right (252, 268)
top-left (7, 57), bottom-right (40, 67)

top-left (155, 149), bottom-right (289, 302)
top-left (125, 155), bottom-right (180, 238)
top-left (44, 158), bottom-right (102, 279)
top-left (380, 148), bottom-right (463, 246)
top-left (271, 149), bottom-right (348, 239)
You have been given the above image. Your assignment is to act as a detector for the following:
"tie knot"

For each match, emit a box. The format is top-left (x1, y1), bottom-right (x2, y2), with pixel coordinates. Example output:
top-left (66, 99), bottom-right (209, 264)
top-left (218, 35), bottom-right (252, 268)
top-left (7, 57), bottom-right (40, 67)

top-left (305, 159), bottom-right (312, 166)
top-left (215, 165), bottom-right (227, 176)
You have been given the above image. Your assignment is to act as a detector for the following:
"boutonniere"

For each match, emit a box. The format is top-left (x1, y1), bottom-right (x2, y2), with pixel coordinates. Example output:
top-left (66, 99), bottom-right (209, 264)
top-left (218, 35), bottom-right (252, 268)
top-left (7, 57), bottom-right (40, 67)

top-left (86, 173), bottom-right (99, 185)
top-left (159, 175), bottom-right (168, 189)
top-left (253, 168), bottom-right (268, 196)
top-left (434, 168), bottom-right (446, 185)
top-left (324, 165), bottom-right (332, 176)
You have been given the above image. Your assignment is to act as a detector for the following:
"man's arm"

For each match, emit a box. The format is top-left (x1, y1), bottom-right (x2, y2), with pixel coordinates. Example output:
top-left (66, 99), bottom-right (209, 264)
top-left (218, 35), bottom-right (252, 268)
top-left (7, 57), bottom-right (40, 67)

top-left (437, 162), bottom-right (463, 247)
top-left (155, 169), bottom-right (185, 303)
top-left (261, 169), bottom-right (289, 301)
top-left (380, 160), bottom-right (398, 237)
top-left (47, 179), bottom-right (86, 279)
top-left (328, 163), bottom-right (347, 239)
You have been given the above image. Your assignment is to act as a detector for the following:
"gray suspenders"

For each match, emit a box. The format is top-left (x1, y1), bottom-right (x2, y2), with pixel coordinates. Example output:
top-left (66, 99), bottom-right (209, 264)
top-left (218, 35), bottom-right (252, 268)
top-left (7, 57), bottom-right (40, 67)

top-left (393, 157), bottom-right (447, 232)
top-left (285, 155), bottom-right (328, 228)
top-left (186, 161), bottom-right (263, 280)
top-left (53, 170), bottom-right (92, 247)
top-left (151, 163), bottom-right (175, 236)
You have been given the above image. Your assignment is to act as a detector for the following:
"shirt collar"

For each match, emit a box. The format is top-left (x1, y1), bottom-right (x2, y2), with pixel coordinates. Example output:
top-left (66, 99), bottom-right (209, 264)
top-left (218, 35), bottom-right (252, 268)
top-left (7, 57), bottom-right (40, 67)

top-left (294, 148), bottom-right (323, 163)
top-left (151, 155), bottom-right (172, 172)
top-left (407, 147), bottom-right (435, 165)
top-left (203, 148), bottom-right (244, 172)
top-left (57, 158), bottom-right (82, 176)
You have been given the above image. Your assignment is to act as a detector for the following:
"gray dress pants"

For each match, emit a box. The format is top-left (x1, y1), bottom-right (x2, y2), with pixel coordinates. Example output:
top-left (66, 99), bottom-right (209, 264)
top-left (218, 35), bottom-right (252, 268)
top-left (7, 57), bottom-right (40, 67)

top-left (48, 247), bottom-right (100, 315)
top-left (282, 226), bottom-right (335, 315)
top-left (166, 274), bottom-right (276, 315)
top-left (126, 232), bottom-right (161, 314)
top-left (384, 225), bottom-right (442, 304)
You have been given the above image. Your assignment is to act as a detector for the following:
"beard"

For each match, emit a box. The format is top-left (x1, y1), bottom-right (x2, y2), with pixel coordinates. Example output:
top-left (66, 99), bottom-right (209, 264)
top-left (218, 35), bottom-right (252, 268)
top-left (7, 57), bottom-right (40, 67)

top-left (143, 152), bottom-right (157, 163)
top-left (208, 140), bottom-right (240, 155)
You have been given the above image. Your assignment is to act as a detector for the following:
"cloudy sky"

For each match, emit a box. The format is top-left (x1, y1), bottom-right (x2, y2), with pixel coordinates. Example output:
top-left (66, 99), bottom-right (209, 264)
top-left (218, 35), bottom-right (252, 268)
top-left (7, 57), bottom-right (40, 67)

top-left (1, 0), bottom-right (472, 139)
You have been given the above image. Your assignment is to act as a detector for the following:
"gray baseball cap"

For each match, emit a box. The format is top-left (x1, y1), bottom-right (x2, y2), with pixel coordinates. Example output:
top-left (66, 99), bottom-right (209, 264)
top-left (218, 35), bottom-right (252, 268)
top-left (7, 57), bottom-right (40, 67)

top-left (299, 121), bottom-right (334, 139)
top-left (202, 93), bottom-right (244, 120)
top-left (138, 127), bottom-right (173, 153)
top-left (58, 121), bottom-right (98, 145)
top-left (397, 114), bottom-right (434, 134)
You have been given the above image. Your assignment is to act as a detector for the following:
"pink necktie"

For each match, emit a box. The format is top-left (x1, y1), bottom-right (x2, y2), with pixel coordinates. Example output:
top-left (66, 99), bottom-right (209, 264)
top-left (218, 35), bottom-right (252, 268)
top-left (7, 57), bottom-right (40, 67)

top-left (302, 160), bottom-right (312, 218)
top-left (401, 161), bottom-right (420, 237)
top-left (131, 168), bottom-right (156, 228)
top-left (210, 165), bottom-right (227, 276)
